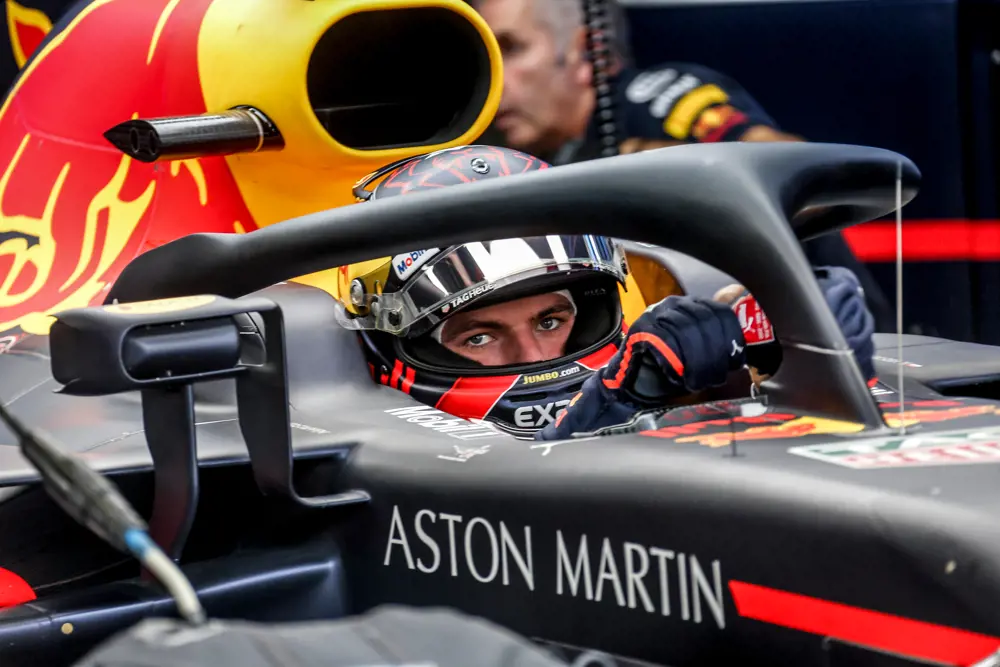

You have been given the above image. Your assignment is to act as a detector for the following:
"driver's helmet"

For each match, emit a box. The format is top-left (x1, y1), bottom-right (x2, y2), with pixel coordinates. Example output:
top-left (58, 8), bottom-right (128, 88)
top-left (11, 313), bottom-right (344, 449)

top-left (334, 145), bottom-right (628, 437)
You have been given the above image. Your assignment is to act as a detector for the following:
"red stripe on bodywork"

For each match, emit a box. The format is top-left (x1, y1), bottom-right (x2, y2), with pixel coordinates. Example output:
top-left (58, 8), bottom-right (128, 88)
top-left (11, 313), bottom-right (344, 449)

top-left (0, 567), bottom-right (35, 609)
top-left (435, 375), bottom-right (519, 420)
top-left (844, 220), bottom-right (1000, 262)
top-left (730, 581), bottom-right (1000, 665)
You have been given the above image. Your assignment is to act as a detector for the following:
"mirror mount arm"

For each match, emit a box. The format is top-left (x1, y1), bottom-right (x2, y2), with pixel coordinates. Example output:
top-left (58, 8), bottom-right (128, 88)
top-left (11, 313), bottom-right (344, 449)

top-left (141, 383), bottom-right (198, 567)
top-left (236, 306), bottom-right (371, 509)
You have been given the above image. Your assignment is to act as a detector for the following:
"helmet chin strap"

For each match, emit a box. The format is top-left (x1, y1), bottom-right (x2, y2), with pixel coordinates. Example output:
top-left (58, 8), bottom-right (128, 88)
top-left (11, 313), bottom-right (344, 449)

top-left (430, 289), bottom-right (578, 345)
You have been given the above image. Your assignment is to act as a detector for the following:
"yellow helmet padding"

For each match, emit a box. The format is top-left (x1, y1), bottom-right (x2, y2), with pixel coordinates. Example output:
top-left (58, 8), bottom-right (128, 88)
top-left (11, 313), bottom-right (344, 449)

top-left (620, 252), bottom-right (685, 325)
top-left (333, 256), bottom-right (391, 316)
top-left (619, 274), bottom-right (646, 326)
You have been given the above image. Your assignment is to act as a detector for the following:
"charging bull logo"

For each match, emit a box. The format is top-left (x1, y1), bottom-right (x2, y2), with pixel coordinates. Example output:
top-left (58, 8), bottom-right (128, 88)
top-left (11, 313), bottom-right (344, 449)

top-left (0, 0), bottom-right (503, 335)
top-left (0, 0), bottom-right (256, 334)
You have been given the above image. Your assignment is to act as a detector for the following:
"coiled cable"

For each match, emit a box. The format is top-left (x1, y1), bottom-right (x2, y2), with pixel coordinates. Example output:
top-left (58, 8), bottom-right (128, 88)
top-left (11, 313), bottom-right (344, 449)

top-left (582, 0), bottom-right (620, 157)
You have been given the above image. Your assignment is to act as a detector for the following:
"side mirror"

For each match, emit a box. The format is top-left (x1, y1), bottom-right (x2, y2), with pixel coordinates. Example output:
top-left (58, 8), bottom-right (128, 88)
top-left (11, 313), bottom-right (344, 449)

top-left (49, 295), bottom-right (369, 561)
top-left (51, 294), bottom-right (254, 395)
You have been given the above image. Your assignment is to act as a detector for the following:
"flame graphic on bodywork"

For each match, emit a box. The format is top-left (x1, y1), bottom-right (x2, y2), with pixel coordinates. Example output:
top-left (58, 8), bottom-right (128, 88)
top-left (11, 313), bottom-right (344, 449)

top-left (643, 414), bottom-right (866, 448)
top-left (0, 135), bottom-right (65, 311)
top-left (0, 0), bottom-right (258, 335)
top-left (882, 404), bottom-right (1000, 429)
top-left (0, 133), bottom-right (155, 333)
top-left (5, 0), bottom-right (51, 68)
top-left (678, 416), bottom-right (866, 448)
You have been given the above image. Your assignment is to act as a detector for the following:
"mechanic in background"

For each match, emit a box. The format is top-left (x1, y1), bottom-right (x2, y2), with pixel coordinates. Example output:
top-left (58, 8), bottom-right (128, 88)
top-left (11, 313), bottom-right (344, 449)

top-left (340, 145), bottom-right (876, 440)
top-left (472, 0), bottom-right (797, 161)
top-left (470, 0), bottom-right (894, 332)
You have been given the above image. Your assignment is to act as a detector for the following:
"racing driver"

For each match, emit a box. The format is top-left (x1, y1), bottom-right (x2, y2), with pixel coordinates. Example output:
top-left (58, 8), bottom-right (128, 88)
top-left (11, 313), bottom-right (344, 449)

top-left (337, 145), bottom-right (875, 440)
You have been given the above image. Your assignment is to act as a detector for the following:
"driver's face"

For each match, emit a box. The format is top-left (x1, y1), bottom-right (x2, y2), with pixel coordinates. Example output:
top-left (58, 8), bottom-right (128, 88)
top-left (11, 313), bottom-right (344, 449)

top-left (437, 292), bottom-right (576, 366)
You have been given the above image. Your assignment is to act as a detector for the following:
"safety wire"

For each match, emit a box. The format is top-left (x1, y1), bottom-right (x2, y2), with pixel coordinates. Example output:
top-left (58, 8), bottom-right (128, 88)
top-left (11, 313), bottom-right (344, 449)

top-left (582, 0), bottom-right (620, 157)
top-left (0, 400), bottom-right (206, 625)
top-left (895, 161), bottom-right (905, 435)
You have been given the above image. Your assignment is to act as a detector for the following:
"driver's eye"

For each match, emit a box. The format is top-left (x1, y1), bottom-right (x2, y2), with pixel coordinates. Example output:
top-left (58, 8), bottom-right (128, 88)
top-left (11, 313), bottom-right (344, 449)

top-left (466, 333), bottom-right (494, 347)
top-left (538, 317), bottom-right (561, 331)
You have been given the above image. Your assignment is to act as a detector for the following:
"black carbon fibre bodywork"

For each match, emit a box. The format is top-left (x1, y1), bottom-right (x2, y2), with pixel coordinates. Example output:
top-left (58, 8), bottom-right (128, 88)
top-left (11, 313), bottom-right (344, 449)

top-left (3, 144), bottom-right (1000, 667)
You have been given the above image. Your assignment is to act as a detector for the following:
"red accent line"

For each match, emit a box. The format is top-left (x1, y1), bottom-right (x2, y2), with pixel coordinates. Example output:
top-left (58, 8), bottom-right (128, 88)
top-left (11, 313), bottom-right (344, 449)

top-left (878, 400), bottom-right (962, 408)
top-left (401, 367), bottom-right (415, 394)
top-left (843, 220), bottom-right (1000, 262)
top-left (390, 360), bottom-right (403, 390)
top-left (555, 392), bottom-right (584, 428)
top-left (0, 567), bottom-right (35, 609)
top-left (435, 375), bottom-right (519, 420)
top-left (730, 581), bottom-right (1000, 666)
top-left (603, 333), bottom-right (683, 390)
top-left (578, 342), bottom-right (619, 370)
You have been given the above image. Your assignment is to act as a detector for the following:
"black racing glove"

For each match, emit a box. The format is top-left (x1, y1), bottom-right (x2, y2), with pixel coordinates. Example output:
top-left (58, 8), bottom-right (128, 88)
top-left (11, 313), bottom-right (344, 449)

top-left (611, 296), bottom-right (748, 406)
top-left (817, 265), bottom-right (877, 380)
top-left (537, 268), bottom-right (878, 441)
top-left (536, 296), bottom-right (746, 440)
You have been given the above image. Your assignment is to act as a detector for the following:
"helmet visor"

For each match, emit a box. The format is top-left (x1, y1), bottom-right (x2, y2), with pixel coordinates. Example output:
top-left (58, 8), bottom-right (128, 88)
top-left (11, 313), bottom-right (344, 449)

top-left (338, 235), bottom-right (626, 337)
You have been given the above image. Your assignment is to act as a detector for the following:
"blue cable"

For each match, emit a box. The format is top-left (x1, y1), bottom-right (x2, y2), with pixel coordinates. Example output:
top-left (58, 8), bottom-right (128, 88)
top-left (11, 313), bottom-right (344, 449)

top-left (124, 528), bottom-right (153, 559)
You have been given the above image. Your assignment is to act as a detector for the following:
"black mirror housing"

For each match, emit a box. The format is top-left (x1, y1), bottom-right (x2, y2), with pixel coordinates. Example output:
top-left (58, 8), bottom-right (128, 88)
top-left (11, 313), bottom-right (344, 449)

top-left (50, 294), bottom-right (274, 396)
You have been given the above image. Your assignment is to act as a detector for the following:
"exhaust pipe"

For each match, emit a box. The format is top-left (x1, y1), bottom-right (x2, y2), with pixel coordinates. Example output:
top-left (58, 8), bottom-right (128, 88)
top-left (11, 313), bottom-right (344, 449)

top-left (104, 2), bottom-right (500, 168)
top-left (104, 106), bottom-right (283, 163)
top-left (103, 0), bottom-right (503, 225)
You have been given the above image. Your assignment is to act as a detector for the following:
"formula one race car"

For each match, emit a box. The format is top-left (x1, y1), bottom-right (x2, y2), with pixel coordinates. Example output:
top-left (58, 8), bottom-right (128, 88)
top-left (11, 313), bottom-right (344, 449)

top-left (3, 142), bottom-right (1000, 667)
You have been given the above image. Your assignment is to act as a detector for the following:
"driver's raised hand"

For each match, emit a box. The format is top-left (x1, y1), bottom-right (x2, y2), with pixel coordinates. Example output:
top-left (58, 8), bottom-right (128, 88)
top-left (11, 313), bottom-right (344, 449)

top-left (536, 267), bottom-right (878, 441)
top-left (535, 296), bottom-right (746, 440)
top-left (609, 296), bottom-right (747, 406)
top-left (815, 266), bottom-right (876, 381)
